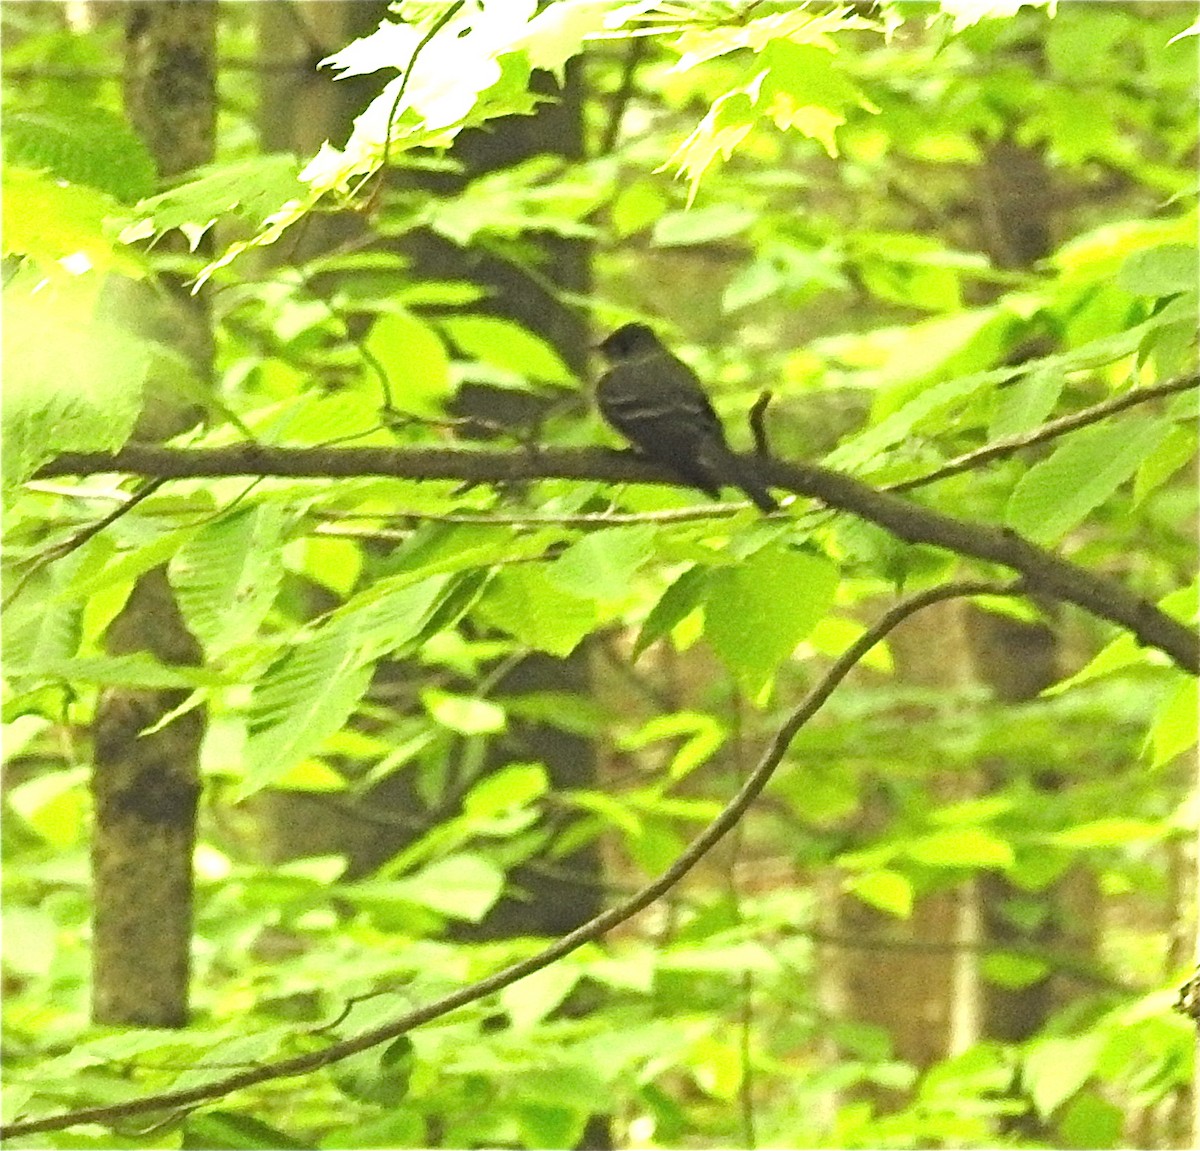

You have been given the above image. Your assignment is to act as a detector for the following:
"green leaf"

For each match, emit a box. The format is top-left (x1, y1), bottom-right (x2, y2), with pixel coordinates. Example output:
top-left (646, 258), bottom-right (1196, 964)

top-left (653, 204), bottom-right (757, 247)
top-left (328, 573), bottom-right (458, 666)
top-left (365, 308), bottom-right (451, 417)
top-left (619, 711), bottom-right (727, 782)
top-left (1117, 243), bottom-right (1200, 297)
top-left (824, 362), bottom-right (1001, 472)
top-left (905, 827), bottom-right (1014, 869)
top-left (242, 634), bottom-right (374, 798)
top-left (547, 525), bottom-right (657, 601)
top-left (610, 179), bottom-right (669, 238)
top-left (1058, 1093), bottom-right (1123, 1150)
top-left (169, 505), bottom-right (289, 657)
top-left (633, 565), bottom-right (709, 659)
top-left (397, 854), bottom-right (504, 921)
top-left (981, 951), bottom-right (1050, 989)
top-left (516, 1104), bottom-right (589, 1151)
top-left (500, 963), bottom-right (582, 1030)
top-left (4, 105), bottom-right (156, 204)
top-left (183, 1110), bottom-right (310, 1151)
top-left (462, 763), bottom-right (549, 816)
top-left (2, 165), bottom-right (142, 276)
top-left (440, 314), bottom-right (575, 386)
top-left (127, 154), bottom-right (305, 245)
top-left (1006, 417), bottom-right (1173, 543)
top-left (330, 1047), bottom-right (411, 1108)
top-left (989, 368), bottom-right (1065, 439)
top-left (1148, 676), bottom-right (1199, 768)
top-left (843, 869), bottom-right (913, 918)
top-left (422, 688), bottom-right (506, 735)
top-left (1051, 818), bottom-right (1165, 848)
top-left (477, 565), bottom-right (596, 657)
top-left (1041, 579), bottom-right (1197, 693)
top-left (6, 767), bottom-right (88, 849)
top-left (2, 280), bottom-right (149, 488)
top-left (1023, 1034), bottom-right (1103, 1117)
top-left (1133, 424), bottom-right (1197, 505)
top-left (32, 654), bottom-right (221, 689)
top-left (704, 546), bottom-right (838, 695)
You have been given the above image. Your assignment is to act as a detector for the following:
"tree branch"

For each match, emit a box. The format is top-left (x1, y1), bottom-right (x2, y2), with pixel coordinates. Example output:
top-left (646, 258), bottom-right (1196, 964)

top-left (36, 443), bottom-right (1198, 673)
top-left (0, 578), bottom-right (1020, 1139)
top-left (888, 371), bottom-right (1199, 493)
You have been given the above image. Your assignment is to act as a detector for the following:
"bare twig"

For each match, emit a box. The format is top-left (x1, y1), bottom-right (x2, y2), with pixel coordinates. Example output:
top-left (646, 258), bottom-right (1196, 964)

top-left (0, 578), bottom-right (1019, 1139)
top-left (599, 31), bottom-right (648, 155)
top-left (749, 389), bottom-right (774, 457)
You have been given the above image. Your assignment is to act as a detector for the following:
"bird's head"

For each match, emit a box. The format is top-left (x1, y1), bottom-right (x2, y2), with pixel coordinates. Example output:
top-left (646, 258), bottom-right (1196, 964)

top-left (596, 322), bottom-right (663, 363)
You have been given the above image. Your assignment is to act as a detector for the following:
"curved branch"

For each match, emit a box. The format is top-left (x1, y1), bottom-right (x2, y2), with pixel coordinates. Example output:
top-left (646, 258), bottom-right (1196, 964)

top-left (36, 443), bottom-right (1198, 673)
top-left (889, 372), bottom-right (1199, 493)
top-left (0, 578), bottom-right (1019, 1139)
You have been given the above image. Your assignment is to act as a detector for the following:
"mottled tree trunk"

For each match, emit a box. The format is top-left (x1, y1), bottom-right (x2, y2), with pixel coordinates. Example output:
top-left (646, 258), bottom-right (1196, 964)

top-left (90, 0), bottom-right (215, 1027)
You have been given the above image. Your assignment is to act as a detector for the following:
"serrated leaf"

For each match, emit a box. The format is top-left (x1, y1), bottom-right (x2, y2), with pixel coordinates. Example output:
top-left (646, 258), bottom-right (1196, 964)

top-left (704, 547), bottom-right (838, 696)
top-left (169, 505), bottom-right (288, 657)
top-left (1006, 417), bottom-right (1173, 543)
top-left (240, 578), bottom-right (462, 795)
top-left (4, 105), bottom-right (156, 203)
top-left (34, 654), bottom-right (222, 689)
top-left (327, 573), bottom-right (456, 666)
top-left (128, 154), bottom-right (304, 244)
top-left (242, 635), bottom-right (374, 798)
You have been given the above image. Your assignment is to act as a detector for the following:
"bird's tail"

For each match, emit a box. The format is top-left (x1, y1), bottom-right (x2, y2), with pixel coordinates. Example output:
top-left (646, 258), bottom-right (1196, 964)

top-left (703, 446), bottom-right (779, 513)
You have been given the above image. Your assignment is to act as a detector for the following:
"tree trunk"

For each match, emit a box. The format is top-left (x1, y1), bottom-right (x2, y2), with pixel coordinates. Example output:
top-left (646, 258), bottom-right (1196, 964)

top-left (90, 0), bottom-right (216, 1027)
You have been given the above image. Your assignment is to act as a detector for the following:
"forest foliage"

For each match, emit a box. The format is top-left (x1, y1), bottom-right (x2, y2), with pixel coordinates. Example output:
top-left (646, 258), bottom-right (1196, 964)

top-left (2, 1), bottom-right (1198, 1148)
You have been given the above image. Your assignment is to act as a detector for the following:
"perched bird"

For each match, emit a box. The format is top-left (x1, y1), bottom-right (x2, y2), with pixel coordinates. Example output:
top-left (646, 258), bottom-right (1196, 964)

top-left (595, 323), bottom-right (779, 512)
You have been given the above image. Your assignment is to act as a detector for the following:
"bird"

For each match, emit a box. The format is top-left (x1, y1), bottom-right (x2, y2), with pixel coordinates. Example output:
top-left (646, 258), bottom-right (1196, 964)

top-left (595, 322), bottom-right (779, 513)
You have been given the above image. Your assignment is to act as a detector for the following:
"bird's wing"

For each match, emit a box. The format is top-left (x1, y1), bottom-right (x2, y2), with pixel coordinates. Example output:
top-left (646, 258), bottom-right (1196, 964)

top-left (597, 356), bottom-right (722, 438)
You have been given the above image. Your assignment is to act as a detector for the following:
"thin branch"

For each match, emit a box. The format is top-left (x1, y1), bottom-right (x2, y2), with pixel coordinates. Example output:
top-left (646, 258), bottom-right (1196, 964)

top-left (888, 372), bottom-right (1199, 493)
top-left (749, 389), bottom-right (774, 457)
top-left (360, 0), bottom-right (465, 208)
top-left (599, 30), bottom-right (647, 155)
top-left (36, 444), bottom-right (1199, 673)
top-left (0, 578), bottom-right (1020, 1140)
top-left (2, 479), bottom-right (167, 610)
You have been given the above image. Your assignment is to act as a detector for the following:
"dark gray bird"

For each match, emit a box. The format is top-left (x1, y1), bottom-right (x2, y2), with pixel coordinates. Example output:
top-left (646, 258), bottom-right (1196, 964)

top-left (595, 323), bottom-right (778, 512)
